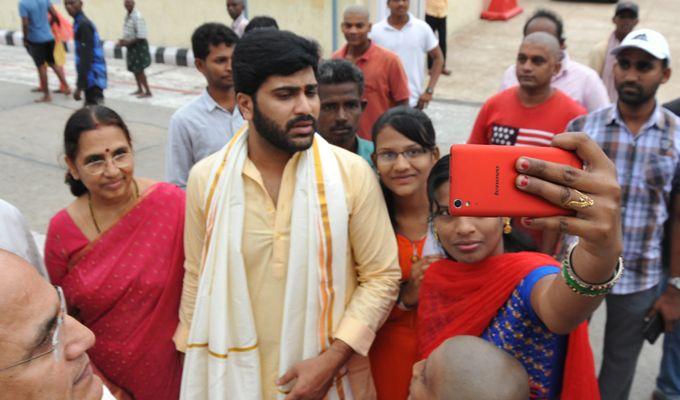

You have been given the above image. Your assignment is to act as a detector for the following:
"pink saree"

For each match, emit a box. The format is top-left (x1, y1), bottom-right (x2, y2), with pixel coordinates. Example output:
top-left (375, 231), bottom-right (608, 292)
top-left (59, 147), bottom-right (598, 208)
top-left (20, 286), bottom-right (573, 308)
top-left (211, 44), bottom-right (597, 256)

top-left (45, 182), bottom-right (185, 400)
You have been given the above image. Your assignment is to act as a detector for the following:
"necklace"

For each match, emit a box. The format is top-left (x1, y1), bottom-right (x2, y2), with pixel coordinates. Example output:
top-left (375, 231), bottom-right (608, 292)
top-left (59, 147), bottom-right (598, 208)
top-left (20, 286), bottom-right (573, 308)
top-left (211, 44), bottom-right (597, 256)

top-left (88, 179), bottom-right (140, 234)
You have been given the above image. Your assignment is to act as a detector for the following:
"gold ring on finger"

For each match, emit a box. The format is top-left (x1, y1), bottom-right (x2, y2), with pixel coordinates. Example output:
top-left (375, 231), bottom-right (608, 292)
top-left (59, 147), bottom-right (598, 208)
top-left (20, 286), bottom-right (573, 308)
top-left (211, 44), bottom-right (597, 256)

top-left (564, 189), bottom-right (595, 209)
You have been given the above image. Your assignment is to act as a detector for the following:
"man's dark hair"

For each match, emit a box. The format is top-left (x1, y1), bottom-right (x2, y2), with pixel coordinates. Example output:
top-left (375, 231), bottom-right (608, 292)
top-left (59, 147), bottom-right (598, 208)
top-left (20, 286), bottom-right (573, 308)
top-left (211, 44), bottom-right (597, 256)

top-left (523, 9), bottom-right (565, 45)
top-left (233, 29), bottom-right (319, 96)
top-left (191, 23), bottom-right (239, 60)
top-left (317, 59), bottom-right (364, 95)
top-left (244, 16), bottom-right (279, 33)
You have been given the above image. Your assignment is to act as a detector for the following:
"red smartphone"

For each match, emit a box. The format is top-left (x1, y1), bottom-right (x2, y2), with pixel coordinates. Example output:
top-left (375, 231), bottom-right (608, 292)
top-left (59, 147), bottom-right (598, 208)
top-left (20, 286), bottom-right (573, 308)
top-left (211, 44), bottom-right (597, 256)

top-left (449, 144), bottom-right (583, 217)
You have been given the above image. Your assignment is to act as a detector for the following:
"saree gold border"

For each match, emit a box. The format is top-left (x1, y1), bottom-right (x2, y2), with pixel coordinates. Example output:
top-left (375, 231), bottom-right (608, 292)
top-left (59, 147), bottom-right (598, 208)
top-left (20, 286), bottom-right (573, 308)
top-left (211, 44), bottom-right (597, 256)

top-left (312, 140), bottom-right (337, 352)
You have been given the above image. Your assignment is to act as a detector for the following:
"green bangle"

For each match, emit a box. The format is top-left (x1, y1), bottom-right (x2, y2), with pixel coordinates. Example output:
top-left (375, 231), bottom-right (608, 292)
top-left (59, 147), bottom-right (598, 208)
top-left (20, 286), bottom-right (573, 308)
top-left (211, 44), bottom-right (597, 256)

top-left (560, 244), bottom-right (624, 297)
top-left (561, 259), bottom-right (610, 297)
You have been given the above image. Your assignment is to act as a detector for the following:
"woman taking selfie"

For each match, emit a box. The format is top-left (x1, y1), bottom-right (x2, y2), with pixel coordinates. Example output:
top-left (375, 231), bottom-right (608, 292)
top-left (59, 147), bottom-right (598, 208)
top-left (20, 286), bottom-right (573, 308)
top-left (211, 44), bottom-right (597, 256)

top-left (369, 107), bottom-right (442, 399)
top-left (45, 106), bottom-right (184, 399)
top-left (417, 133), bottom-right (622, 399)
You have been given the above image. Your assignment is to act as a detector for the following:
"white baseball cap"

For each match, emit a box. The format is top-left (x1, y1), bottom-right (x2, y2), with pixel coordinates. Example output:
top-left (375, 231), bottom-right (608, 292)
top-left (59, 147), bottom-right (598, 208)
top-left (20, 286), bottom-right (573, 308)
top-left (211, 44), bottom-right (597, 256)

top-left (611, 28), bottom-right (671, 62)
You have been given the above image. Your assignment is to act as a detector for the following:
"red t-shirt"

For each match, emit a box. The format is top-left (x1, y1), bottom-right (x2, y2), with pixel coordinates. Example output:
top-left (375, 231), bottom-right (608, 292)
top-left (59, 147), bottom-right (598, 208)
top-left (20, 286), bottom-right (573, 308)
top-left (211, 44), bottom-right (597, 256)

top-left (467, 87), bottom-right (587, 146)
top-left (333, 42), bottom-right (410, 140)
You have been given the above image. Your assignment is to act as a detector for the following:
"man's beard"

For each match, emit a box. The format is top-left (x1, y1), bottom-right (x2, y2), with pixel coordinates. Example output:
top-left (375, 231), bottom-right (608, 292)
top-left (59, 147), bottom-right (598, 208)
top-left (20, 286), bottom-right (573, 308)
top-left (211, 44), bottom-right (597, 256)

top-left (616, 81), bottom-right (660, 106)
top-left (252, 101), bottom-right (317, 154)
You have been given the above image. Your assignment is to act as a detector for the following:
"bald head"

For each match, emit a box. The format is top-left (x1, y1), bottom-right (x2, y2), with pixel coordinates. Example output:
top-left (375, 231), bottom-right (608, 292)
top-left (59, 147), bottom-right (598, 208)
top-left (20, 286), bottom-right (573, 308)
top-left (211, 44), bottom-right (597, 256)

top-left (409, 336), bottom-right (530, 400)
top-left (0, 250), bottom-right (51, 323)
top-left (521, 31), bottom-right (562, 61)
top-left (344, 5), bottom-right (370, 20)
top-left (341, 5), bottom-right (371, 48)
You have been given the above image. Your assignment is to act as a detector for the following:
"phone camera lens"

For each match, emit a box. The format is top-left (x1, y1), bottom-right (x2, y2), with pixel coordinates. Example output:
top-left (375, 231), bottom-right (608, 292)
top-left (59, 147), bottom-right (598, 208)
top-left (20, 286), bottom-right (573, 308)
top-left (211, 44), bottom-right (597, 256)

top-left (454, 199), bottom-right (463, 208)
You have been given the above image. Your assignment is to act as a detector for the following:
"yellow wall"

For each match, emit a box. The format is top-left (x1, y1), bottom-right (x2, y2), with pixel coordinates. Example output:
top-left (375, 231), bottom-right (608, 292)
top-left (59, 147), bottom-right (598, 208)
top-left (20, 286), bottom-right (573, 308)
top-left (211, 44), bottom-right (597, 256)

top-left (0, 0), bottom-right (484, 56)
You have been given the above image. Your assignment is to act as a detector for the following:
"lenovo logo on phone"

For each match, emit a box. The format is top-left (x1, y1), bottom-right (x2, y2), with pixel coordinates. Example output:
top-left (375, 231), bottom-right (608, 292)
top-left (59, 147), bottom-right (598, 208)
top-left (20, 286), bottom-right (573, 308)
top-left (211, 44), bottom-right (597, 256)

top-left (449, 145), bottom-right (583, 217)
top-left (494, 165), bottom-right (500, 196)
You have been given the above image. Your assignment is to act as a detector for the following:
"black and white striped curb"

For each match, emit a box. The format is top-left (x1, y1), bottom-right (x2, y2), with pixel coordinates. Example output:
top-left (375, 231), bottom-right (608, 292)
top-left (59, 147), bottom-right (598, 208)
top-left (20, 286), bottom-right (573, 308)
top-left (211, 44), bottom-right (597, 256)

top-left (0, 29), bottom-right (194, 67)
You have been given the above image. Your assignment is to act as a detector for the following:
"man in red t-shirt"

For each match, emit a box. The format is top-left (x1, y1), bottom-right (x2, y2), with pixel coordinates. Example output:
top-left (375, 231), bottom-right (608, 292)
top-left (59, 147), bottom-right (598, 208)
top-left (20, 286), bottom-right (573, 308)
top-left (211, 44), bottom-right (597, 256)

top-left (333, 5), bottom-right (410, 140)
top-left (468, 32), bottom-right (586, 147)
top-left (467, 32), bottom-right (586, 254)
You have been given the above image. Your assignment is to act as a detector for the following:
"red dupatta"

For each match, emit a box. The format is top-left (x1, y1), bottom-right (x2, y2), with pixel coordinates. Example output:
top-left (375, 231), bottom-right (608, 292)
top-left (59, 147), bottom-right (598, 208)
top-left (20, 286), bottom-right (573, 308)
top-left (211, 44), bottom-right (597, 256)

top-left (417, 252), bottom-right (600, 400)
top-left (50, 183), bottom-right (185, 400)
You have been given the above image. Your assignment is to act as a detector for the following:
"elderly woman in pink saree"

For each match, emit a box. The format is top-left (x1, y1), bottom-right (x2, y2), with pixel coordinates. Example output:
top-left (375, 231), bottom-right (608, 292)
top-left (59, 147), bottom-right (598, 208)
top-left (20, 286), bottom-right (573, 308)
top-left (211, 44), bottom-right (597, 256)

top-left (45, 106), bottom-right (184, 400)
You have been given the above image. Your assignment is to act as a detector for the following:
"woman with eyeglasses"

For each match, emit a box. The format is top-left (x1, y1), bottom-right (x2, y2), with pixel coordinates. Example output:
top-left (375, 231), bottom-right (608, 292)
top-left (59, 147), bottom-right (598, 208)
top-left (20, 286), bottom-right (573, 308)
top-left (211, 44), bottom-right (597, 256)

top-left (368, 107), bottom-right (442, 400)
top-left (416, 133), bottom-right (622, 398)
top-left (44, 106), bottom-right (184, 399)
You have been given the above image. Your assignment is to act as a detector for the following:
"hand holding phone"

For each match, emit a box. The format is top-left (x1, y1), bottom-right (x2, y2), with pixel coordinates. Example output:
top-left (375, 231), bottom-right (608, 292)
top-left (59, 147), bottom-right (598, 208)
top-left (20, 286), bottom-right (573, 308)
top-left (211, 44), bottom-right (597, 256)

top-left (512, 133), bottom-right (623, 275)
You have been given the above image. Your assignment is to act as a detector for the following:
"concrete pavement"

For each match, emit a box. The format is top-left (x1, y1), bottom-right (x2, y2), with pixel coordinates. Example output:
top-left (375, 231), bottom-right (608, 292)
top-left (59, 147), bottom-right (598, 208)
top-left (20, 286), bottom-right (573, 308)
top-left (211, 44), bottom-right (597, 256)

top-left (438, 0), bottom-right (680, 104)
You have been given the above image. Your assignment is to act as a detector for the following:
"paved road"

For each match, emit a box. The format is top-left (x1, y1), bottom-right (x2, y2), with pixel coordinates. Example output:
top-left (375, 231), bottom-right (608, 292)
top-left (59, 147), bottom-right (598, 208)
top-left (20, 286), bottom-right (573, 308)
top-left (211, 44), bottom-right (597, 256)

top-left (1, 0), bottom-right (676, 393)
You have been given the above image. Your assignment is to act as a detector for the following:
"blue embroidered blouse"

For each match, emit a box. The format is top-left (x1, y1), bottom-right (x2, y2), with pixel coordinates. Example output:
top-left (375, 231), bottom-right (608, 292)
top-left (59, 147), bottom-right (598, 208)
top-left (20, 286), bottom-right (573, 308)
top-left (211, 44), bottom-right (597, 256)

top-left (481, 266), bottom-right (566, 399)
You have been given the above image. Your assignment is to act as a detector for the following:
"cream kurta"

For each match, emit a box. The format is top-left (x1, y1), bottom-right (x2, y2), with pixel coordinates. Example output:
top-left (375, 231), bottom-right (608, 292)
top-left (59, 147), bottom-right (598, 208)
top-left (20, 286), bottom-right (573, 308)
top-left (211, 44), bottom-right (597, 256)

top-left (175, 142), bottom-right (401, 399)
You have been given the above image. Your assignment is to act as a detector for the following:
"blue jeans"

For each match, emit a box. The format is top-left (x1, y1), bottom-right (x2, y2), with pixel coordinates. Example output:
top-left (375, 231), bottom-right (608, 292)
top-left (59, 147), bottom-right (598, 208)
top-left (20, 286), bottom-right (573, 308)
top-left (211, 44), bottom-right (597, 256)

top-left (655, 278), bottom-right (680, 400)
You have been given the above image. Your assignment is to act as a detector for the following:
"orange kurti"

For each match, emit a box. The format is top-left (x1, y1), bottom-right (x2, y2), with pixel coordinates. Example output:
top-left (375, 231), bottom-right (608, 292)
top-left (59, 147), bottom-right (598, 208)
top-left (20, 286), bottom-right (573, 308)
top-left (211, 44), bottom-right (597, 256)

top-left (369, 234), bottom-right (425, 400)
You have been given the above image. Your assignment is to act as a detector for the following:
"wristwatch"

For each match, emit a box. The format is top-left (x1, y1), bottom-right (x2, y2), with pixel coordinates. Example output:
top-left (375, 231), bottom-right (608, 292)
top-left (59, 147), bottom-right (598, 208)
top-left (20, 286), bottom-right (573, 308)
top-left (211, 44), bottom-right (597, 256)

top-left (669, 277), bottom-right (680, 291)
top-left (425, 87), bottom-right (434, 95)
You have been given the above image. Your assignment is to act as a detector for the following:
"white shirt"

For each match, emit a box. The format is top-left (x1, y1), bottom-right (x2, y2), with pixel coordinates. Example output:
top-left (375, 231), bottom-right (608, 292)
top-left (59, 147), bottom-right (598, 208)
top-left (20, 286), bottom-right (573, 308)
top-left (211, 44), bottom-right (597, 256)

top-left (165, 89), bottom-right (245, 189)
top-left (500, 52), bottom-right (610, 112)
top-left (231, 13), bottom-right (249, 37)
top-left (371, 13), bottom-right (438, 106)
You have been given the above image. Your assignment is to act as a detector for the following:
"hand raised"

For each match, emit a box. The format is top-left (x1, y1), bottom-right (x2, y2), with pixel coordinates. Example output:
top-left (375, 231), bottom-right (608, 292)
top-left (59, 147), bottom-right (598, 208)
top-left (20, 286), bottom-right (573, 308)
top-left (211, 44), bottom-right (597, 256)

top-left (514, 133), bottom-right (622, 278)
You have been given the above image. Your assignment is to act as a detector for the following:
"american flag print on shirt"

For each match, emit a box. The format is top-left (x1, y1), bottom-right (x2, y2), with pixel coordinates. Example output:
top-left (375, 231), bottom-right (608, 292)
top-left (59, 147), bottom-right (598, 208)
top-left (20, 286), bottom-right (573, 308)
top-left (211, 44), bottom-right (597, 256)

top-left (490, 124), bottom-right (556, 147)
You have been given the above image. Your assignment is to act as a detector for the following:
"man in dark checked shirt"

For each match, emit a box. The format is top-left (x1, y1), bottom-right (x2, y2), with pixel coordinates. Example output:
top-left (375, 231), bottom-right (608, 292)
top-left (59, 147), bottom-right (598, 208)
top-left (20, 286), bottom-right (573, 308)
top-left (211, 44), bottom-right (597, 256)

top-left (566, 29), bottom-right (680, 400)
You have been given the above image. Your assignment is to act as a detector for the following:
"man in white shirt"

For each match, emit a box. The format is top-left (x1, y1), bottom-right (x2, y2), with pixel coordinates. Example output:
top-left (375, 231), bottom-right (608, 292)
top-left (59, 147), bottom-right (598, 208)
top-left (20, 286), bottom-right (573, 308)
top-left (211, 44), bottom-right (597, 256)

top-left (226, 0), bottom-right (248, 37)
top-left (166, 23), bottom-right (245, 189)
top-left (499, 9), bottom-right (610, 112)
top-left (0, 250), bottom-right (116, 400)
top-left (371, 0), bottom-right (444, 110)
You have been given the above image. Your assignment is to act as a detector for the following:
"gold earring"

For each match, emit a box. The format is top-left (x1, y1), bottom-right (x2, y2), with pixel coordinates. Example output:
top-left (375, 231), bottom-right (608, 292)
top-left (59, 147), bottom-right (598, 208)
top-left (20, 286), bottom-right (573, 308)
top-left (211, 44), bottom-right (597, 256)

top-left (503, 217), bottom-right (512, 234)
top-left (433, 227), bottom-right (440, 242)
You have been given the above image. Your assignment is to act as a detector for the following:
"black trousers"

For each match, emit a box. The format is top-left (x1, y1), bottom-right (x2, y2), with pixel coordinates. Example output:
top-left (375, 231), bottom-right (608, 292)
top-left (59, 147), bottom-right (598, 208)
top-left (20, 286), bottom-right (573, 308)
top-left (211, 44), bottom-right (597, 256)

top-left (426, 14), bottom-right (447, 69)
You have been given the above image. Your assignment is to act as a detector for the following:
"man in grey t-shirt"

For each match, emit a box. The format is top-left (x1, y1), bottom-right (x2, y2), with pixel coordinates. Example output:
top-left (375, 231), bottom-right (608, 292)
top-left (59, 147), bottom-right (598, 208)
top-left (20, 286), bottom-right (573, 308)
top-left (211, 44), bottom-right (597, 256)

top-left (165, 23), bottom-right (244, 189)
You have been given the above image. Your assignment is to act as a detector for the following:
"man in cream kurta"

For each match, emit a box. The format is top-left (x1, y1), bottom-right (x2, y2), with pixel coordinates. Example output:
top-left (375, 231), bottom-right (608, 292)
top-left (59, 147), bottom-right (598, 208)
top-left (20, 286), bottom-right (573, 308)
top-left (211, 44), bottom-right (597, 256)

top-left (175, 29), bottom-right (401, 399)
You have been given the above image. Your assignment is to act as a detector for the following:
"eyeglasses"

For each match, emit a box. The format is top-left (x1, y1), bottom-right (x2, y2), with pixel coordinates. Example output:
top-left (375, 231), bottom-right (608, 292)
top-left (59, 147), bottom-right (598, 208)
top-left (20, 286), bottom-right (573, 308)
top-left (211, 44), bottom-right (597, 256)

top-left (0, 286), bottom-right (66, 371)
top-left (375, 147), bottom-right (430, 164)
top-left (82, 152), bottom-right (133, 175)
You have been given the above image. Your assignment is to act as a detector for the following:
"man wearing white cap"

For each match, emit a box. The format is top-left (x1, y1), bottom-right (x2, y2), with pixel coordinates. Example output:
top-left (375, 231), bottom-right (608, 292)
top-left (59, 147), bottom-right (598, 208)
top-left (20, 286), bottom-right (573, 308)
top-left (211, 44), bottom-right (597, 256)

top-left (566, 29), bottom-right (680, 400)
